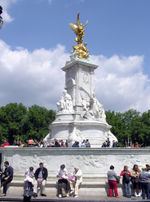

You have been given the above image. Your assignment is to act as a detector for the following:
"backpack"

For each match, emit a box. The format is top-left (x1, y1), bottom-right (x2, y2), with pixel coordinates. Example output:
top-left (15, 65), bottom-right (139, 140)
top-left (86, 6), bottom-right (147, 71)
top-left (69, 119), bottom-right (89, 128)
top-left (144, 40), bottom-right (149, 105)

top-left (123, 173), bottom-right (130, 183)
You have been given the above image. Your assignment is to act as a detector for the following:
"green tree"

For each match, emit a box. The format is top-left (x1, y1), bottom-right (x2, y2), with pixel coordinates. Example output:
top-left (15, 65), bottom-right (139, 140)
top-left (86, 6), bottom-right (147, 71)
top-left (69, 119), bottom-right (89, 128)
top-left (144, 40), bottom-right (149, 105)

top-left (0, 103), bottom-right (27, 144)
top-left (106, 110), bottom-right (126, 146)
top-left (22, 105), bottom-right (55, 142)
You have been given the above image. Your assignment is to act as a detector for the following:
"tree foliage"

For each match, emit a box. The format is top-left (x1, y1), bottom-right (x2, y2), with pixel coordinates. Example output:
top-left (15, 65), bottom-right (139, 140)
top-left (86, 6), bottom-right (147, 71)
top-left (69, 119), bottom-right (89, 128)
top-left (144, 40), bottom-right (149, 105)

top-left (0, 102), bottom-right (150, 147)
top-left (106, 109), bottom-right (150, 147)
top-left (0, 103), bottom-right (55, 145)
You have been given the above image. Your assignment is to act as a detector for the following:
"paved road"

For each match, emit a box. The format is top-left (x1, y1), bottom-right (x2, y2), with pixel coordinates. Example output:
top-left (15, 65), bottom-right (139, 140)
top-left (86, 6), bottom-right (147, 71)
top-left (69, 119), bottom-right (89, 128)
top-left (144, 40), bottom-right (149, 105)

top-left (0, 193), bottom-right (148, 202)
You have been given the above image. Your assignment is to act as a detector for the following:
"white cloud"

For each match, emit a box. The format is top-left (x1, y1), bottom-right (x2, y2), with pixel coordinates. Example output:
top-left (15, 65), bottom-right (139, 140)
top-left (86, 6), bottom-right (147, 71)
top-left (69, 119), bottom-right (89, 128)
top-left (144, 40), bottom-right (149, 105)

top-left (0, 39), bottom-right (150, 112)
top-left (0, 40), bottom-right (69, 109)
top-left (0, 0), bottom-right (18, 22)
top-left (90, 54), bottom-right (150, 112)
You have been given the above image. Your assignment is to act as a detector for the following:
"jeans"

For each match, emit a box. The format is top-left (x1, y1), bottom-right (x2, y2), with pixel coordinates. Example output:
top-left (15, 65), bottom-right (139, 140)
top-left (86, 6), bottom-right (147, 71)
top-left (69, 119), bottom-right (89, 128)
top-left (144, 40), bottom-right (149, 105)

top-left (124, 182), bottom-right (131, 196)
top-left (141, 182), bottom-right (150, 199)
top-left (57, 179), bottom-right (70, 195)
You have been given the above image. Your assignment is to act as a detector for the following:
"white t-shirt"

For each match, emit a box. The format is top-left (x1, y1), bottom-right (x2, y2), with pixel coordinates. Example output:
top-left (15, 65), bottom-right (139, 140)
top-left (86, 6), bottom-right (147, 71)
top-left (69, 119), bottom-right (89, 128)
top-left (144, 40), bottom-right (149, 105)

top-left (24, 169), bottom-right (34, 184)
top-left (25, 169), bottom-right (34, 177)
top-left (57, 168), bottom-right (68, 179)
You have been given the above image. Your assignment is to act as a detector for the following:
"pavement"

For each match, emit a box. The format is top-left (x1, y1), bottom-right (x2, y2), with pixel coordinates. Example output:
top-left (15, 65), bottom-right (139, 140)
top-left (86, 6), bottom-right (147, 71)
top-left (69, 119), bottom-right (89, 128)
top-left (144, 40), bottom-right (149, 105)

top-left (0, 191), bottom-right (149, 202)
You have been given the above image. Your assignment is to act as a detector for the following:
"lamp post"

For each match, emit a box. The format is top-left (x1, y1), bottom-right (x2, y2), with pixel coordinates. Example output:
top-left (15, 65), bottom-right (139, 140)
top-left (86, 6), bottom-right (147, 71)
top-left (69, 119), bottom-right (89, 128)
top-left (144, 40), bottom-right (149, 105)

top-left (0, 6), bottom-right (3, 29)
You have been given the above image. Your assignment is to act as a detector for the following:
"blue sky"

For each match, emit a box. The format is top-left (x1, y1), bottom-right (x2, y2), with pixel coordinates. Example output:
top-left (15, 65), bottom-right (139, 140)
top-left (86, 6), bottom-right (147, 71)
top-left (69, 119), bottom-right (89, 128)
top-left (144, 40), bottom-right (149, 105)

top-left (0, 0), bottom-right (150, 112)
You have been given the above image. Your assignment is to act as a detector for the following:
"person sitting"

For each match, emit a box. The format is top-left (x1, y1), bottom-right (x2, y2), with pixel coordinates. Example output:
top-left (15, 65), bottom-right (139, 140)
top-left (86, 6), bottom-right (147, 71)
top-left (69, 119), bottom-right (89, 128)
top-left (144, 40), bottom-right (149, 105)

top-left (54, 139), bottom-right (60, 147)
top-left (1, 161), bottom-right (13, 196)
top-left (24, 167), bottom-right (34, 201)
top-left (69, 167), bottom-right (82, 198)
top-left (56, 164), bottom-right (70, 198)
top-left (33, 162), bottom-right (48, 197)
top-left (72, 141), bottom-right (79, 147)
top-left (24, 167), bottom-right (34, 187)
top-left (102, 141), bottom-right (107, 148)
top-left (85, 139), bottom-right (91, 147)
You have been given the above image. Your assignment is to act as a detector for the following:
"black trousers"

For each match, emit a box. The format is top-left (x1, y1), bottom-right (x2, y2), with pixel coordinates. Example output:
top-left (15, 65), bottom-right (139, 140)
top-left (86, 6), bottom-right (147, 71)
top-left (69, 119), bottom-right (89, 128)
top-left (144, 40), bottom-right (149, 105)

top-left (57, 179), bottom-right (70, 195)
top-left (1, 177), bottom-right (12, 194)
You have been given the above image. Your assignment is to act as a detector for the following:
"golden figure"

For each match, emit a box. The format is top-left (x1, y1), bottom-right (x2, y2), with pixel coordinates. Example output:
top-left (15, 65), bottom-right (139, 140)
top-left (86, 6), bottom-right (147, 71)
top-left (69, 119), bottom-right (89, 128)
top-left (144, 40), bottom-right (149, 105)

top-left (69, 13), bottom-right (89, 59)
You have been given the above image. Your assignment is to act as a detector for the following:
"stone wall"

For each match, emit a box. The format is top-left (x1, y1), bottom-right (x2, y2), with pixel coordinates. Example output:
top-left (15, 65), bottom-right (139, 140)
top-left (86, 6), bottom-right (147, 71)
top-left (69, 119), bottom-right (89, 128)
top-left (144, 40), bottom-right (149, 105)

top-left (0, 147), bottom-right (149, 177)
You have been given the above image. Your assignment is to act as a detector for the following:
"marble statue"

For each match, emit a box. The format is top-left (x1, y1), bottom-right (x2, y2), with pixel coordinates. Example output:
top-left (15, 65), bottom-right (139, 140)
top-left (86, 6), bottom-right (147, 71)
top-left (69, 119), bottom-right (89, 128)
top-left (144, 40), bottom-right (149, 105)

top-left (57, 89), bottom-right (74, 113)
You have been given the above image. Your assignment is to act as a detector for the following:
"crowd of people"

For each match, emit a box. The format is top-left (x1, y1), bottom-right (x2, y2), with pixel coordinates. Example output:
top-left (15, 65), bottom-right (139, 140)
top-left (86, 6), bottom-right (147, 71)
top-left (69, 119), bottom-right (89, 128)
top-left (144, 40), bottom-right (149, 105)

top-left (0, 138), bottom-right (143, 149)
top-left (1, 161), bottom-right (150, 200)
top-left (102, 138), bottom-right (119, 148)
top-left (107, 164), bottom-right (150, 200)
top-left (0, 139), bottom-right (91, 148)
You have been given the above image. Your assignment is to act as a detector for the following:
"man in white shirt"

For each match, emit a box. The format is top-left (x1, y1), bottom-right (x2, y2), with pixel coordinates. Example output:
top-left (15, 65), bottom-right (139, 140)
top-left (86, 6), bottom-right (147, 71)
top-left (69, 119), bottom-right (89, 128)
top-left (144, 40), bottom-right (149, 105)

top-left (70, 167), bottom-right (82, 198)
top-left (56, 164), bottom-right (70, 198)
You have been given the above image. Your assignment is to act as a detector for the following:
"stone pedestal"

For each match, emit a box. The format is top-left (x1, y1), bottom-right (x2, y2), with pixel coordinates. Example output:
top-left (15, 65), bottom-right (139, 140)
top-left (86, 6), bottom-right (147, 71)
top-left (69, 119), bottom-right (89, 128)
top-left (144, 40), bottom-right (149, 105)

top-left (46, 53), bottom-right (117, 147)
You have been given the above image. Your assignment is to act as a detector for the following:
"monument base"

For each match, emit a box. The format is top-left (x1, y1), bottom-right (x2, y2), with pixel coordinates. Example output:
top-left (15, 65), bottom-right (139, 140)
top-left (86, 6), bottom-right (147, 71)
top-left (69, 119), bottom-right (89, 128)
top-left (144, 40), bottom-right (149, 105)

top-left (0, 147), bottom-right (149, 177)
top-left (46, 119), bottom-right (117, 147)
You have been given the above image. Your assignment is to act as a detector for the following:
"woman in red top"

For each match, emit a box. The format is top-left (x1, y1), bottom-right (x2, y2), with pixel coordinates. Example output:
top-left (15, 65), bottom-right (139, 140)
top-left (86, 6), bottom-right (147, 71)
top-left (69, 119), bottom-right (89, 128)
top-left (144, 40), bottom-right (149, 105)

top-left (120, 166), bottom-right (132, 198)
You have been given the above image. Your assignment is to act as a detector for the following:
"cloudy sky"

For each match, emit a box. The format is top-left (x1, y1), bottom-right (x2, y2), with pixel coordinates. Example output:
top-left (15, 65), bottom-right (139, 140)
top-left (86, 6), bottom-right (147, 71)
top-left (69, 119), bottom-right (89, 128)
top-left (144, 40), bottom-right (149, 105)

top-left (0, 0), bottom-right (150, 112)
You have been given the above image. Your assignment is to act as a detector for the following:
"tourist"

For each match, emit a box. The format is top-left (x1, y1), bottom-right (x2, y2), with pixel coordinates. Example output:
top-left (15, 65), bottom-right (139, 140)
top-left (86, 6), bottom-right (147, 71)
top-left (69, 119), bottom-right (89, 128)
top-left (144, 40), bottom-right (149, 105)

top-left (69, 167), bottom-right (82, 198)
top-left (60, 140), bottom-right (65, 147)
top-left (102, 141), bottom-right (107, 148)
top-left (0, 140), bottom-right (10, 147)
top-left (1, 161), bottom-right (13, 196)
top-left (56, 164), bottom-right (70, 198)
top-left (24, 167), bottom-right (35, 186)
top-left (135, 142), bottom-right (139, 148)
top-left (146, 164), bottom-right (150, 193)
top-left (24, 167), bottom-right (34, 201)
top-left (81, 140), bottom-right (86, 148)
top-left (106, 138), bottom-right (110, 147)
top-left (107, 165), bottom-right (119, 198)
top-left (54, 139), bottom-right (60, 147)
top-left (130, 164), bottom-right (141, 197)
top-left (120, 165), bottom-right (131, 198)
top-left (28, 139), bottom-right (34, 147)
top-left (65, 140), bottom-right (68, 147)
top-left (140, 165), bottom-right (150, 200)
top-left (112, 140), bottom-right (118, 147)
top-left (33, 162), bottom-right (48, 197)
top-left (72, 141), bottom-right (79, 147)
top-left (85, 139), bottom-right (91, 147)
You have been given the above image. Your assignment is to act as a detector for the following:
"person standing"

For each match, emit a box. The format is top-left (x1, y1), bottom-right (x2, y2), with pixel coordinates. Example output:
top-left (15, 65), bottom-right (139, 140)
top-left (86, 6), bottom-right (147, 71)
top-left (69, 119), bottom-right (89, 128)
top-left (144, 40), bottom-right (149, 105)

top-left (69, 167), bottom-right (82, 198)
top-left (1, 161), bottom-right (13, 196)
top-left (107, 165), bottom-right (119, 198)
top-left (120, 166), bottom-right (131, 198)
top-left (140, 165), bottom-right (150, 200)
top-left (130, 164), bottom-right (141, 197)
top-left (33, 162), bottom-right (48, 197)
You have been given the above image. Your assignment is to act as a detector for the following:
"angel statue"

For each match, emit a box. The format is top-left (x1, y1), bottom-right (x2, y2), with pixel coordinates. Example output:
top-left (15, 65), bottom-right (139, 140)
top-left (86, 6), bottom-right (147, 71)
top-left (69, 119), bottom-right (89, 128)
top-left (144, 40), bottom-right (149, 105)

top-left (69, 13), bottom-right (89, 59)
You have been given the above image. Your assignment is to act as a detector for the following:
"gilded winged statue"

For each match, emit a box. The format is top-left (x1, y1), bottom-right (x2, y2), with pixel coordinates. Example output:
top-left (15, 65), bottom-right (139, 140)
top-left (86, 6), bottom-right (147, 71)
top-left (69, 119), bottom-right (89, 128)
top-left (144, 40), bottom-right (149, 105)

top-left (69, 13), bottom-right (89, 59)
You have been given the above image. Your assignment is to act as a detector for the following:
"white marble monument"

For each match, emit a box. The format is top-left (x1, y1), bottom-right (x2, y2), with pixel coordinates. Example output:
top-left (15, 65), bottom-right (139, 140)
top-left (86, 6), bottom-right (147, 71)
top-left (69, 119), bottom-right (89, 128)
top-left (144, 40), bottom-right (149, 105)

top-left (46, 13), bottom-right (117, 147)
